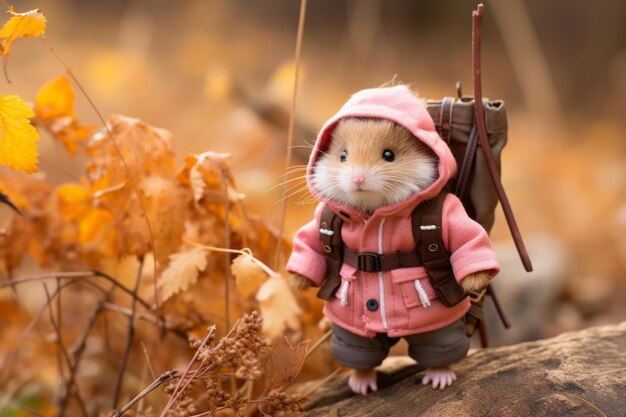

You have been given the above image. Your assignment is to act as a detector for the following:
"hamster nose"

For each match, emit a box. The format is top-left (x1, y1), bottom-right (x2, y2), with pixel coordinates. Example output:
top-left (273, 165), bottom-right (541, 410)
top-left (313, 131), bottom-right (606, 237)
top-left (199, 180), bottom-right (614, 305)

top-left (353, 175), bottom-right (366, 186)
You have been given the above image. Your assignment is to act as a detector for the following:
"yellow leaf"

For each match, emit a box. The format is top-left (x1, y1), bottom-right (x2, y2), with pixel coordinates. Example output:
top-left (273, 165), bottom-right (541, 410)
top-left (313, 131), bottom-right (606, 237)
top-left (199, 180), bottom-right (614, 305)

top-left (35, 75), bottom-right (75, 119)
top-left (0, 8), bottom-right (47, 58)
top-left (158, 247), bottom-right (208, 302)
top-left (0, 95), bottom-right (39, 173)
top-left (256, 274), bottom-right (301, 338)
top-left (231, 253), bottom-right (268, 297)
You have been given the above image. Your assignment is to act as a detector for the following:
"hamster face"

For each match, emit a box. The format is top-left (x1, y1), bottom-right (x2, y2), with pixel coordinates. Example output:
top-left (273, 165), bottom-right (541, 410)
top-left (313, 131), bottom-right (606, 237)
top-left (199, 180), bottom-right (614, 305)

top-left (312, 117), bottom-right (438, 213)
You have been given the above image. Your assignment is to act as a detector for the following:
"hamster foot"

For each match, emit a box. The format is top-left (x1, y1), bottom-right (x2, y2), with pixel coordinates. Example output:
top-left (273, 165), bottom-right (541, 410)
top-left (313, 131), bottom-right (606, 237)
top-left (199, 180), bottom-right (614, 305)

top-left (422, 367), bottom-right (457, 389)
top-left (348, 368), bottom-right (378, 396)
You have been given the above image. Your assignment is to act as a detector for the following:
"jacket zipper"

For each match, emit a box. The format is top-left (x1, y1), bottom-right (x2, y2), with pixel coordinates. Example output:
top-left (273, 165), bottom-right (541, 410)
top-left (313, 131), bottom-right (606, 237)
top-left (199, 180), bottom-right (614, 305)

top-left (377, 218), bottom-right (388, 329)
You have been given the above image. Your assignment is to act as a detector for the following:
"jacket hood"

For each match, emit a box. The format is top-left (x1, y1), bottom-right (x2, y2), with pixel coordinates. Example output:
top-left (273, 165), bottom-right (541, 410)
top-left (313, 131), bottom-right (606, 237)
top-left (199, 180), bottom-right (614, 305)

top-left (306, 85), bottom-right (457, 221)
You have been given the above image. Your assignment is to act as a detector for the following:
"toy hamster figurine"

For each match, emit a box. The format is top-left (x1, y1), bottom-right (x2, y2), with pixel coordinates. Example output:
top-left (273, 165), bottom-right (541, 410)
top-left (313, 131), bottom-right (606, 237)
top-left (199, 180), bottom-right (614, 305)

top-left (287, 85), bottom-right (499, 395)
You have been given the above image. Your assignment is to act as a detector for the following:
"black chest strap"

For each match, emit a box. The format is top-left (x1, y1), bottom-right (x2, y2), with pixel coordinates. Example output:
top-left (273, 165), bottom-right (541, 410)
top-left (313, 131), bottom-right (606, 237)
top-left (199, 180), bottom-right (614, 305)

top-left (316, 193), bottom-right (465, 307)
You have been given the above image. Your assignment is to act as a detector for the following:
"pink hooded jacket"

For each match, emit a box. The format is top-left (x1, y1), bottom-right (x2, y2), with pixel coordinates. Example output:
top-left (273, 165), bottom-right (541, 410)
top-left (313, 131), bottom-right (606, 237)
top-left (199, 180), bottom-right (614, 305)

top-left (286, 86), bottom-right (500, 338)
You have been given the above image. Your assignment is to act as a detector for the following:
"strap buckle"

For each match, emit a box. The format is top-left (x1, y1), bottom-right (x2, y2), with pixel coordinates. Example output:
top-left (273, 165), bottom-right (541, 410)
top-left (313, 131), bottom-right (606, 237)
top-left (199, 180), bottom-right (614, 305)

top-left (357, 252), bottom-right (381, 273)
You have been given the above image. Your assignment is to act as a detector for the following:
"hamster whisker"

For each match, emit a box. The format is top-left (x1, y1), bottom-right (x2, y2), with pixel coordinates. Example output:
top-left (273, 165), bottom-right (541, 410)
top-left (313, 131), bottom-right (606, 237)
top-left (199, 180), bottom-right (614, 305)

top-left (274, 185), bottom-right (311, 204)
top-left (267, 175), bottom-right (308, 192)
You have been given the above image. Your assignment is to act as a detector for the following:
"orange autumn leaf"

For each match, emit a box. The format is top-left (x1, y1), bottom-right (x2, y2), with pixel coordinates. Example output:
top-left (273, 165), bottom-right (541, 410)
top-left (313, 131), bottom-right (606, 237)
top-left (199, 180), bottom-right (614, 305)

top-left (35, 75), bottom-right (95, 154)
top-left (0, 95), bottom-right (40, 173)
top-left (35, 75), bottom-right (75, 119)
top-left (0, 8), bottom-right (46, 59)
top-left (56, 183), bottom-right (116, 255)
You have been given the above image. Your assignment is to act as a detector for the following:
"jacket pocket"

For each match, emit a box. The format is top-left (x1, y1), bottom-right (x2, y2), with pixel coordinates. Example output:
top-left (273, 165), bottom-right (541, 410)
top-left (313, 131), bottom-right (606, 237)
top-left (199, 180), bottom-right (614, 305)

top-left (337, 263), bottom-right (357, 307)
top-left (390, 267), bottom-right (436, 308)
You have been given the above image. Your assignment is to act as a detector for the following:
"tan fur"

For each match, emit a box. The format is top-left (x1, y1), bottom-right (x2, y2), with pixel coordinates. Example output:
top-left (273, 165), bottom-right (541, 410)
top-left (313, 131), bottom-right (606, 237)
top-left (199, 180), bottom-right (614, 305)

top-left (312, 118), bottom-right (438, 213)
top-left (460, 271), bottom-right (491, 293)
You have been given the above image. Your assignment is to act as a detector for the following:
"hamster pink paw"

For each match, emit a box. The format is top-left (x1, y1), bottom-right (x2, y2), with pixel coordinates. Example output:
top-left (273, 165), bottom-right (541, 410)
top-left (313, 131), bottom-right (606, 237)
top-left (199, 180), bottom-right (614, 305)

top-left (422, 367), bottom-right (457, 389)
top-left (348, 369), bottom-right (377, 396)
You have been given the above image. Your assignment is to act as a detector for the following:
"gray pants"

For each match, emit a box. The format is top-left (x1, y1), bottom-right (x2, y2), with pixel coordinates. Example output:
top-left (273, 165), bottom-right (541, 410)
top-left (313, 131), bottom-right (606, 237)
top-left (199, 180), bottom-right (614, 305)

top-left (331, 320), bottom-right (470, 369)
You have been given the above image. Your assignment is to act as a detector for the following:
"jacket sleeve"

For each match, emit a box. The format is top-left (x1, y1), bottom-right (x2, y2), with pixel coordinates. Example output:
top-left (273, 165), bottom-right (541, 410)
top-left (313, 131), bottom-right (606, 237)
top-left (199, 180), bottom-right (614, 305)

top-left (286, 203), bottom-right (327, 286)
top-left (441, 194), bottom-right (500, 284)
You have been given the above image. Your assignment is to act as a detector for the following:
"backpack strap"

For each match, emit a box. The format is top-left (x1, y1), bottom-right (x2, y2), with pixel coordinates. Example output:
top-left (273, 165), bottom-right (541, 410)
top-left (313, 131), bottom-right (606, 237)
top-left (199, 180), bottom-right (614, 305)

top-left (316, 205), bottom-right (344, 300)
top-left (412, 193), bottom-right (466, 307)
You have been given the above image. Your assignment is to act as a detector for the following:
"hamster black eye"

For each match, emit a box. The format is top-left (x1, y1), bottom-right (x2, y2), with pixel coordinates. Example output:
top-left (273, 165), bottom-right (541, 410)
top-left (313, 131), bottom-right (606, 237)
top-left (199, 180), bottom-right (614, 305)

top-left (382, 149), bottom-right (395, 162)
top-left (340, 149), bottom-right (348, 163)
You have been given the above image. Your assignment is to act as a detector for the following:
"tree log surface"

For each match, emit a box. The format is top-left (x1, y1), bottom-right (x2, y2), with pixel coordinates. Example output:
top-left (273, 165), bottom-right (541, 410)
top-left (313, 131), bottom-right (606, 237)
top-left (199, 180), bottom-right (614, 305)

top-left (303, 322), bottom-right (626, 417)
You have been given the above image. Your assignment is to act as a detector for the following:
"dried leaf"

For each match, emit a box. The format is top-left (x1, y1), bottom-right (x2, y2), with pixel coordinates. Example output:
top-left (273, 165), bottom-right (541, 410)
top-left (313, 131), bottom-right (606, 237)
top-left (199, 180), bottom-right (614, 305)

top-left (263, 337), bottom-right (309, 390)
top-left (0, 8), bottom-right (46, 59)
top-left (0, 95), bottom-right (40, 173)
top-left (158, 246), bottom-right (209, 302)
top-left (256, 274), bottom-right (301, 338)
top-left (35, 75), bottom-right (75, 119)
top-left (34, 75), bottom-right (94, 154)
top-left (231, 253), bottom-right (268, 297)
top-left (86, 115), bottom-right (179, 258)
top-left (56, 183), bottom-right (116, 256)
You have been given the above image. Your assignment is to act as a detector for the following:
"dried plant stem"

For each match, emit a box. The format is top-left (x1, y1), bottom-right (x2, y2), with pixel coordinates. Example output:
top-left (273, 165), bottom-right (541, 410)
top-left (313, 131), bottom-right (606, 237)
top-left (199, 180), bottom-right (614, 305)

top-left (221, 169), bottom-right (231, 331)
top-left (140, 341), bottom-right (157, 381)
top-left (39, 35), bottom-right (161, 322)
top-left (304, 329), bottom-right (332, 360)
top-left (42, 285), bottom-right (89, 417)
top-left (0, 270), bottom-right (153, 310)
top-left (0, 280), bottom-right (75, 386)
top-left (274, 0), bottom-right (308, 270)
top-left (185, 240), bottom-right (277, 277)
top-left (58, 288), bottom-right (113, 417)
top-left (159, 325), bottom-right (217, 417)
top-left (113, 256), bottom-right (145, 408)
top-left (102, 303), bottom-right (188, 340)
top-left (112, 370), bottom-right (179, 417)
top-left (566, 394), bottom-right (608, 417)
top-left (302, 367), bottom-right (344, 398)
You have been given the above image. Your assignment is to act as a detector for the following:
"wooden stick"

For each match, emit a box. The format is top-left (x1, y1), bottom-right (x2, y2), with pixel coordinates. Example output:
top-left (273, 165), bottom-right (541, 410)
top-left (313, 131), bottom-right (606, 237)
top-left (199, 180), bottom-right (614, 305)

top-left (472, 4), bottom-right (533, 272)
top-left (113, 256), bottom-right (145, 408)
top-left (274, 0), bottom-right (308, 269)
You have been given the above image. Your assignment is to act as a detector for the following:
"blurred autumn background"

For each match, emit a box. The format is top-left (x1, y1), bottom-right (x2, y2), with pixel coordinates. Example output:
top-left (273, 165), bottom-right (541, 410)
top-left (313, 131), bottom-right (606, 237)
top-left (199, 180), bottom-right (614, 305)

top-left (1, 0), bottom-right (625, 416)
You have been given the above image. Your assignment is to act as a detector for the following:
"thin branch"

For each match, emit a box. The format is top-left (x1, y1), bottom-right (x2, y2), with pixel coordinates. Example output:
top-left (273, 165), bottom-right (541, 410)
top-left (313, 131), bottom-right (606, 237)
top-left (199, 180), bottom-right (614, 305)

top-left (304, 329), bottom-right (332, 360)
top-left (0, 270), bottom-right (153, 311)
top-left (184, 241), bottom-right (277, 277)
top-left (112, 370), bottom-right (179, 417)
top-left (58, 288), bottom-right (113, 417)
top-left (159, 326), bottom-right (217, 417)
top-left (221, 169), bottom-right (231, 331)
top-left (302, 367), bottom-right (343, 398)
top-left (0, 280), bottom-right (75, 385)
top-left (102, 302), bottom-right (188, 340)
top-left (42, 285), bottom-right (88, 417)
top-left (140, 341), bottom-right (157, 380)
top-left (113, 256), bottom-right (145, 408)
top-left (274, 0), bottom-right (308, 269)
